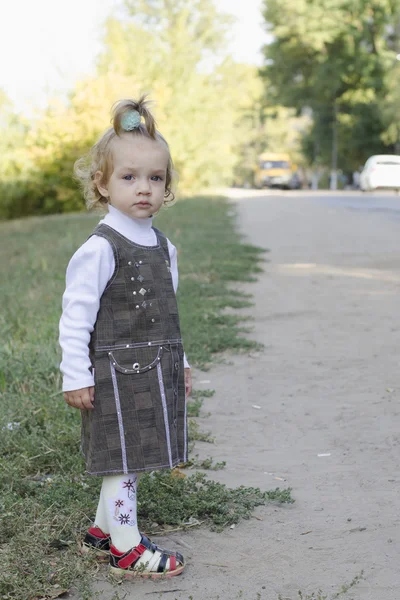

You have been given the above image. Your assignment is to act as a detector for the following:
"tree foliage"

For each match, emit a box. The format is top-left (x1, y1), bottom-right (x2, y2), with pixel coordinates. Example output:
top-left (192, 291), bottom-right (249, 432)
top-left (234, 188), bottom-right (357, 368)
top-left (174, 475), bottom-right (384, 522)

top-left (262, 0), bottom-right (400, 171)
top-left (1, 0), bottom-right (270, 219)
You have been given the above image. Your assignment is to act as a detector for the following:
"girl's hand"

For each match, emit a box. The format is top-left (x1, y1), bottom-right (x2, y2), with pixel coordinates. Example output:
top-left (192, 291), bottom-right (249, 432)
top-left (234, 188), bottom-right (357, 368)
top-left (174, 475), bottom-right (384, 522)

top-left (64, 386), bottom-right (94, 410)
top-left (184, 368), bottom-right (192, 398)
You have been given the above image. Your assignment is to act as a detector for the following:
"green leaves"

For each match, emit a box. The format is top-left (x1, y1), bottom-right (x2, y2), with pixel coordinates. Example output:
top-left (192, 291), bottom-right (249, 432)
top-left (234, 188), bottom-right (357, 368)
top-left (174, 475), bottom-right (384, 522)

top-left (261, 0), bottom-right (400, 170)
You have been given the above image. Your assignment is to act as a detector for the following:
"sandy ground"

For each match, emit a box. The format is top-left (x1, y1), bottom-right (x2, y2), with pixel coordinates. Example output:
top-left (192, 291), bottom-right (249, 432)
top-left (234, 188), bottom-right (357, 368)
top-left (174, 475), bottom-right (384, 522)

top-left (72, 191), bottom-right (400, 600)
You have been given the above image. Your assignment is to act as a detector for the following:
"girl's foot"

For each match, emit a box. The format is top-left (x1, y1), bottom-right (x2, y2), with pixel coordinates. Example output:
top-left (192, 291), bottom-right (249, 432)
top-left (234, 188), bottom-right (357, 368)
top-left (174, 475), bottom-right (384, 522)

top-left (109, 534), bottom-right (185, 579)
top-left (81, 526), bottom-right (111, 560)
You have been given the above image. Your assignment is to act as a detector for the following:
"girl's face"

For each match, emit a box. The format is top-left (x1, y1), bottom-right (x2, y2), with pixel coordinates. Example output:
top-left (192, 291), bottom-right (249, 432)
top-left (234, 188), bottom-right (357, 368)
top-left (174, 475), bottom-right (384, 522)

top-left (96, 134), bottom-right (169, 219)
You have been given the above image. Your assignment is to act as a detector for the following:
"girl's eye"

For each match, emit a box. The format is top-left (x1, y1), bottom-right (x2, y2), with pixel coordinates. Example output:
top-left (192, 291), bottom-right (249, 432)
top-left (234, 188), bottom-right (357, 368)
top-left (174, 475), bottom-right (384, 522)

top-left (151, 175), bottom-right (163, 181)
top-left (123, 175), bottom-right (134, 181)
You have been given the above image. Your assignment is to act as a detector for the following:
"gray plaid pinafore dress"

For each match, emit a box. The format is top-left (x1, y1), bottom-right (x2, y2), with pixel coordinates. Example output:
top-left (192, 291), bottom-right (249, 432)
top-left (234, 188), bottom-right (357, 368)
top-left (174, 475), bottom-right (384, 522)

top-left (81, 223), bottom-right (187, 476)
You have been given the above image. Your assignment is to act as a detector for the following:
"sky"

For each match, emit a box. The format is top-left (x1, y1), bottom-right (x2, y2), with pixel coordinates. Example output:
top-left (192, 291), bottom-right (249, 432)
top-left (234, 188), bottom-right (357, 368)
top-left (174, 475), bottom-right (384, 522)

top-left (0, 0), bottom-right (267, 114)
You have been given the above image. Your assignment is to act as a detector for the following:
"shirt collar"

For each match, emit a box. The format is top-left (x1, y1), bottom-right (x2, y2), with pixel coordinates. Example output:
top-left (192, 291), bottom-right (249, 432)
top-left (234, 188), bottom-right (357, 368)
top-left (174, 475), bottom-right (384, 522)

top-left (100, 204), bottom-right (155, 243)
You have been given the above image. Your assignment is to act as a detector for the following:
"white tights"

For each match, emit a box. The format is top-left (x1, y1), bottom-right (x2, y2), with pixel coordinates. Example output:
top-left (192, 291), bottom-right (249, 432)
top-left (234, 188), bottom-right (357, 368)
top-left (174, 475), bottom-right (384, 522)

top-left (94, 473), bottom-right (141, 552)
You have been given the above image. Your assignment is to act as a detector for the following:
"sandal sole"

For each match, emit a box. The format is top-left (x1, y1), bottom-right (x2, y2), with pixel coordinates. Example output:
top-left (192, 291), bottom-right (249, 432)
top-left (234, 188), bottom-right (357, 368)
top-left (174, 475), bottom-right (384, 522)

top-left (109, 564), bottom-right (185, 579)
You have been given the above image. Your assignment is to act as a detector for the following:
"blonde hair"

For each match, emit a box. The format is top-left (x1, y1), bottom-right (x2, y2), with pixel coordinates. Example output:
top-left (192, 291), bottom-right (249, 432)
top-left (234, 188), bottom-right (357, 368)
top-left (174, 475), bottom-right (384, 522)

top-left (74, 96), bottom-right (176, 210)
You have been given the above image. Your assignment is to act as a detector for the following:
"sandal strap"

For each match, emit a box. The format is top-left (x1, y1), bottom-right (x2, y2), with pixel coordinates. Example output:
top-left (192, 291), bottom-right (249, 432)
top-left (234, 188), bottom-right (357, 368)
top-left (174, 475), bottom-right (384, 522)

top-left (111, 542), bottom-right (147, 570)
top-left (140, 534), bottom-right (158, 553)
top-left (88, 526), bottom-right (110, 539)
top-left (157, 552), bottom-right (169, 573)
top-left (142, 534), bottom-right (184, 570)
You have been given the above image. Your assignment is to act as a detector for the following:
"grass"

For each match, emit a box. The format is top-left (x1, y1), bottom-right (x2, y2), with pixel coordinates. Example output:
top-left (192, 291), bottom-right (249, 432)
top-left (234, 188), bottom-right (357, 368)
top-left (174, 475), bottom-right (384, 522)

top-left (277, 570), bottom-right (364, 600)
top-left (138, 471), bottom-right (293, 533)
top-left (0, 196), bottom-right (286, 599)
top-left (187, 388), bottom-right (215, 417)
top-left (184, 455), bottom-right (227, 470)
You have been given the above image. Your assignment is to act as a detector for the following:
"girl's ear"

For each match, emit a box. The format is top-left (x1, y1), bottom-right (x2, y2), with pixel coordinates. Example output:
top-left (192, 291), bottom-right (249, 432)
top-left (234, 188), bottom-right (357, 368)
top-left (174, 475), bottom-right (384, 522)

top-left (95, 171), bottom-right (109, 198)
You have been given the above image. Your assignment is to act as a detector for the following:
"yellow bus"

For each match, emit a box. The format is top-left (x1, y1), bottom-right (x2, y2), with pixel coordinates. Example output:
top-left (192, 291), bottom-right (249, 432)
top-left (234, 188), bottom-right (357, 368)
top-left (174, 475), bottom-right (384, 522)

top-left (254, 152), bottom-right (300, 189)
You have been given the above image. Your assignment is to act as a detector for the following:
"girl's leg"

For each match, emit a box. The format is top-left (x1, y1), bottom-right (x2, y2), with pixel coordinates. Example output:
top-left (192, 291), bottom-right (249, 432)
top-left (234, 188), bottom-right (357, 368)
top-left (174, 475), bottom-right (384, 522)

top-left (93, 482), bottom-right (108, 533)
top-left (101, 473), bottom-right (141, 552)
top-left (81, 480), bottom-right (113, 558)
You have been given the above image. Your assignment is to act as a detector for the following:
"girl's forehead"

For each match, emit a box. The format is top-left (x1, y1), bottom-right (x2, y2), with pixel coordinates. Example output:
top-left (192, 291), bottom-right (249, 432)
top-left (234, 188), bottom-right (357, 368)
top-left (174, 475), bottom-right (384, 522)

top-left (111, 134), bottom-right (169, 167)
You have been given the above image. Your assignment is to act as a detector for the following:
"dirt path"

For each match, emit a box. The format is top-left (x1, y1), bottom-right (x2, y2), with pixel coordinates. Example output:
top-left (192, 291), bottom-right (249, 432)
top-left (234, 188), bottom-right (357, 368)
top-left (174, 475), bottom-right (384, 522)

top-left (85, 191), bottom-right (400, 600)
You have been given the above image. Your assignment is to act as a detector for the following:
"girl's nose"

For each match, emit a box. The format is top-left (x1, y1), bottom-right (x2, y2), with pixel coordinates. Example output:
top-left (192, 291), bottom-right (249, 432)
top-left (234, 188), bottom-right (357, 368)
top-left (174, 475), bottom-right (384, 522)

top-left (136, 178), bottom-right (151, 195)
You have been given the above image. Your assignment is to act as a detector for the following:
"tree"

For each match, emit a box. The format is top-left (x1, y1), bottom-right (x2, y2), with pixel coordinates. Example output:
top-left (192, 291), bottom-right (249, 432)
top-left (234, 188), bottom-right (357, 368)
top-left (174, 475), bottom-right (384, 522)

top-left (96, 0), bottom-right (239, 190)
top-left (261, 0), bottom-right (400, 173)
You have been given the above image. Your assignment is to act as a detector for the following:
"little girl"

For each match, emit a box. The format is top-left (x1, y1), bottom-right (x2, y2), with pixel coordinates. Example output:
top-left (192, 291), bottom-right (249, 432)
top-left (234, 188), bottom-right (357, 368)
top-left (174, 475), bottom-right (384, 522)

top-left (59, 96), bottom-right (191, 579)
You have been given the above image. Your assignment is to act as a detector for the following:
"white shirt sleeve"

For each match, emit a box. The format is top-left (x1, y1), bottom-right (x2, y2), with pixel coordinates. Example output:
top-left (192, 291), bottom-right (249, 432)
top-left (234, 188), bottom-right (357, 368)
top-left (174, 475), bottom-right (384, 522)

top-left (59, 236), bottom-right (115, 392)
top-left (167, 239), bottom-right (191, 369)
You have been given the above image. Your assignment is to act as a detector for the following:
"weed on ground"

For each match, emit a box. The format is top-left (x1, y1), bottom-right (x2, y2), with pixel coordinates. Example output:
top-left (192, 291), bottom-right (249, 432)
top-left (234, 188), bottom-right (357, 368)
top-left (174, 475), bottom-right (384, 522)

top-left (277, 570), bottom-right (364, 600)
top-left (187, 388), bottom-right (215, 417)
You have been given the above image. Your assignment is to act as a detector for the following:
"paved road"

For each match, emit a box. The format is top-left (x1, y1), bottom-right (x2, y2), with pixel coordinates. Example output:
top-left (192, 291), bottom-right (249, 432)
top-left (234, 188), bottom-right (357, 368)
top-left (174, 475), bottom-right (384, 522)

top-left (80, 190), bottom-right (400, 600)
top-left (308, 189), bottom-right (400, 218)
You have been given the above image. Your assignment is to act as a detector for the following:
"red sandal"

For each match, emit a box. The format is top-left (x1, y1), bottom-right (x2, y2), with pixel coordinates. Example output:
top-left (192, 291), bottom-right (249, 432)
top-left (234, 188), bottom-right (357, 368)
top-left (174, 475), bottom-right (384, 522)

top-left (109, 534), bottom-right (185, 579)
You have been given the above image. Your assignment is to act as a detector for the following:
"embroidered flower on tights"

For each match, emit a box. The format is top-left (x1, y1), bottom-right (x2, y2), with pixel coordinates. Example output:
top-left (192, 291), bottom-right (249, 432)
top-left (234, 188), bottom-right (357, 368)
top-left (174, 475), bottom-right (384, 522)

top-left (115, 499), bottom-right (124, 507)
top-left (122, 479), bottom-right (136, 492)
top-left (118, 513), bottom-right (131, 525)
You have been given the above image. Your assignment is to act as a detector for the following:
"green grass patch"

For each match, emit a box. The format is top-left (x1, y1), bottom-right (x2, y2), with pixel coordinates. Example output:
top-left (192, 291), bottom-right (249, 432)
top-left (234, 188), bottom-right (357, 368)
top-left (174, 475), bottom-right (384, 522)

top-left (188, 418), bottom-right (215, 444)
top-left (184, 455), bottom-right (227, 470)
top-left (0, 196), bottom-right (279, 599)
top-left (138, 471), bottom-right (293, 533)
top-left (187, 388), bottom-right (215, 417)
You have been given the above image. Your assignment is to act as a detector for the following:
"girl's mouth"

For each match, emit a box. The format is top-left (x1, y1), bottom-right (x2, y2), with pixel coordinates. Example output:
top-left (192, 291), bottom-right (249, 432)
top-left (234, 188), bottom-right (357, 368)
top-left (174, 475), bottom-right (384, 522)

top-left (136, 202), bottom-right (151, 207)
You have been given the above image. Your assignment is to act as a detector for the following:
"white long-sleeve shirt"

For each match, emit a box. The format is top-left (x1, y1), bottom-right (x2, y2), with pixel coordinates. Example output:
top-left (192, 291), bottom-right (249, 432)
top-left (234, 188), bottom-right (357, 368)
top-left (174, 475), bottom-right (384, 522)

top-left (59, 205), bottom-right (189, 392)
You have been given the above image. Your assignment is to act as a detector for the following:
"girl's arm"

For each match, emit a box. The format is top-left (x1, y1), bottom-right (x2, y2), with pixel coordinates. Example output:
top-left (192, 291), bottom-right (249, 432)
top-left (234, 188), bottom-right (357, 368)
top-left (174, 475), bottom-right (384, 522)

top-left (59, 236), bottom-right (114, 392)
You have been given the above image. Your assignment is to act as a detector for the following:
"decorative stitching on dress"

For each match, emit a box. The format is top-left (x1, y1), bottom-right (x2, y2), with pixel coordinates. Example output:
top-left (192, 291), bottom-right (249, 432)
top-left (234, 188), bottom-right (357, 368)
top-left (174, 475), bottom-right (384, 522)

top-left (97, 224), bottom-right (161, 250)
top-left (110, 362), bottom-right (128, 474)
top-left (91, 228), bottom-right (120, 291)
top-left (183, 389), bottom-right (188, 463)
top-left (86, 461), bottom-right (179, 475)
top-left (157, 362), bottom-right (173, 468)
top-left (109, 346), bottom-right (163, 374)
top-left (95, 339), bottom-right (182, 351)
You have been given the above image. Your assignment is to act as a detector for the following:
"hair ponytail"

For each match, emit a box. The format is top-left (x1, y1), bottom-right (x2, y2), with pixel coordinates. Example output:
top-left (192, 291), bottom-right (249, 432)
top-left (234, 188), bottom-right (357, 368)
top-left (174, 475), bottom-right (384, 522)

top-left (112, 95), bottom-right (156, 138)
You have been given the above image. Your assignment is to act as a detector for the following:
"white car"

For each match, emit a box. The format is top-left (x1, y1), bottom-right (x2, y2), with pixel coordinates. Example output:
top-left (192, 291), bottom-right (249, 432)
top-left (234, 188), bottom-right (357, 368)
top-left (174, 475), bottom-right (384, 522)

top-left (360, 155), bottom-right (400, 192)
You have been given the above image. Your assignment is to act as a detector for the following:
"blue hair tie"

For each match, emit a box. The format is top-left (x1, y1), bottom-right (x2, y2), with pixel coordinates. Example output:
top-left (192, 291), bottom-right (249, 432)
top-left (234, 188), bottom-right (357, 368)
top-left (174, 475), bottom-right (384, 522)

top-left (121, 110), bottom-right (141, 131)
